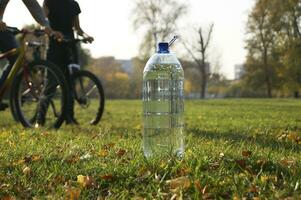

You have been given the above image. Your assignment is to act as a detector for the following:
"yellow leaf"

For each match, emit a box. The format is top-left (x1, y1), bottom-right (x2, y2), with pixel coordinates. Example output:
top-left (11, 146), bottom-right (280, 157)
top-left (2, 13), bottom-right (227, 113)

top-left (98, 150), bottom-right (109, 157)
top-left (77, 175), bottom-right (95, 188)
top-left (260, 175), bottom-right (268, 183)
top-left (242, 150), bottom-right (252, 157)
top-left (166, 176), bottom-right (191, 190)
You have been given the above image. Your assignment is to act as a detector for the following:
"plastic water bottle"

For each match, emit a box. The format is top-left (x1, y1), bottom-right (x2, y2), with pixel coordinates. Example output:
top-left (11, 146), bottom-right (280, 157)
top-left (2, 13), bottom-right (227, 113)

top-left (142, 41), bottom-right (184, 158)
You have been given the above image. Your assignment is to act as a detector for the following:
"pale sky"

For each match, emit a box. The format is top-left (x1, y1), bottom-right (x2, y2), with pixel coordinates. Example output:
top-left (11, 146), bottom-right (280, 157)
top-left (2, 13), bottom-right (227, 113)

top-left (3, 0), bottom-right (254, 79)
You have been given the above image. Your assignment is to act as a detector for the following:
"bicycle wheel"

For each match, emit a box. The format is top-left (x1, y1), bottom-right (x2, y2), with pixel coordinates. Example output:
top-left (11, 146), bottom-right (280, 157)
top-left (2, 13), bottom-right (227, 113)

top-left (72, 70), bottom-right (105, 125)
top-left (10, 60), bottom-right (68, 129)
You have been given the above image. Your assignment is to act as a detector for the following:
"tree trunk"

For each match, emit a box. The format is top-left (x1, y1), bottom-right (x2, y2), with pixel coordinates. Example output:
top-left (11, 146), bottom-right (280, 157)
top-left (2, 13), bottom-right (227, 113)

top-left (263, 48), bottom-right (272, 98)
top-left (200, 52), bottom-right (207, 99)
top-left (200, 67), bottom-right (207, 99)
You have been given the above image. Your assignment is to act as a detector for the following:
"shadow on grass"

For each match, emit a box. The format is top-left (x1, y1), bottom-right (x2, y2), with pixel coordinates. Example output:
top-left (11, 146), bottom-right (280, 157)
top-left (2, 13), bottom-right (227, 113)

top-left (189, 128), bottom-right (301, 153)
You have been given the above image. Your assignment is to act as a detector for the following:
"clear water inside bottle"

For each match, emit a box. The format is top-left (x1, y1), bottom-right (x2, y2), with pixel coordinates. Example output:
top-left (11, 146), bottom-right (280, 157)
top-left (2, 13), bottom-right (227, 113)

top-left (143, 60), bottom-right (184, 158)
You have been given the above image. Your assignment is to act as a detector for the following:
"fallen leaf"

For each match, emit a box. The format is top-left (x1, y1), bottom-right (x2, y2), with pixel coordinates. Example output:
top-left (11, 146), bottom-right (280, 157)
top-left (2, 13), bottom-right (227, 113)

top-left (260, 175), bottom-right (269, 183)
top-left (13, 159), bottom-right (25, 166)
top-left (235, 159), bottom-right (246, 168)
top-left (287, 132), bottom-right (300, 143)
top-left (65, 187), bottom-right (81, 200)
top-left (242, 150), bottom-right (252, 157)
top-left (102, 143), bottom-right (115, 150)
top-left (98, 150), bottom-right (109, 157)
top-left (166, 176), bottom-right (191, 190)
top-left (249, 185), bottom-right (258, 193)
top-left (116, 149), bottom-right (126, 157)
top-left (280, 159), bottom-right (296, 168)
top-left (178, 166), bottom-right (192, 176)
top-left (22, 166), bottom-right (31, 175)
top-left (77, 175), bottom-right (96, 188)
top-left (1, 195), bottom-right (16, 200)
top-left (65, 155), bottom-right (80, 164)
top-left (194, 180), bottom-right (202, 193)
top-left (100, 174), bottom-right (114, 181)
top-left (13, 155), bottom-right (42, 166)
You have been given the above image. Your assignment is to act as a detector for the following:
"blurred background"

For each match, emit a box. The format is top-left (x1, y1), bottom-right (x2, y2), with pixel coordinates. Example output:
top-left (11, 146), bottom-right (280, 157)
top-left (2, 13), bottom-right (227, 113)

top-left (1, 0), bottom-right (301, 99)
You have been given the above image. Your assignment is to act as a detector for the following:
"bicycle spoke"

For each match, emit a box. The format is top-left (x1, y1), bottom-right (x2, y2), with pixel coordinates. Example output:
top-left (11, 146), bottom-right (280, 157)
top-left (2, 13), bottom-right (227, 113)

top-left (85, 85), bottom-right (97, 96)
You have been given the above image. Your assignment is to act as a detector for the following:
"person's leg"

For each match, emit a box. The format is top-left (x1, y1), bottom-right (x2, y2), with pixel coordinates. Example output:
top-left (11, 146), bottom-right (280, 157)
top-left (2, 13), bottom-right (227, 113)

top-left (0, 31), bottom-right (18, 110)
top-left (47, 41), bottom-right (77, 124)
top-left (36, 40), bottom-right (64, 124)
top-left (65, 43), bottom-right (79, 123)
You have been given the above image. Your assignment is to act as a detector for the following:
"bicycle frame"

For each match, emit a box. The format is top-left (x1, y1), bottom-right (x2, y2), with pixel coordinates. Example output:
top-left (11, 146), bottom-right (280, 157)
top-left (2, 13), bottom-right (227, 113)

top-left (0, 34), bottom-right (27, 100)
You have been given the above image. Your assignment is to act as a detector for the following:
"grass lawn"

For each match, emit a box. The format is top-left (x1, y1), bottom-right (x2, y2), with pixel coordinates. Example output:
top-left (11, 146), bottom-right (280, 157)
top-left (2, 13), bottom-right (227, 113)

top-left (0, 99), bottom-right (301, 199)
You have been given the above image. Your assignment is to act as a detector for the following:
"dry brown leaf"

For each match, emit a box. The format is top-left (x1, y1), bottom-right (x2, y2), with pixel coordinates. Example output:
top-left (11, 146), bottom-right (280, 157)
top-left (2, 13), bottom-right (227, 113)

top-left (249, 185), bottom-right (258, 193)
top-left (1, 195), bottom-right (16, 200)
top-left (287, 132), bottom-right (300, 142)
top-left (116, 149), bottom-right (126, 157)
top-left (66, 187), bottom-right (81, 200)
top-left (65, 155), bottom-right (80, 164)
top-left (100, 174), bottom-right (114, 181)
top-left (235, 159), bottom-right (247, 168)
top-left (178, 166), bottom-right (192, 176)
top-left (102, 143), bottom-right (115, 150)
top-left (166, 176), bottom-right (191, 190)
top-left (242, 150), bottom-right (252, 157)
top-left (194, 180), bottom-right (202, 193)
top-left (280, 159), bottom-right (296, 168)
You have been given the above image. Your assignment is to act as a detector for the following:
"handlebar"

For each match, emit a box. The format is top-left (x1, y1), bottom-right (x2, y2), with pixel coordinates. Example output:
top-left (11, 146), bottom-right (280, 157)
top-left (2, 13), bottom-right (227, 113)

top-left (6, 26), bottom-right (45, 37)
top-left (60, 38), bottom-right (92, 44)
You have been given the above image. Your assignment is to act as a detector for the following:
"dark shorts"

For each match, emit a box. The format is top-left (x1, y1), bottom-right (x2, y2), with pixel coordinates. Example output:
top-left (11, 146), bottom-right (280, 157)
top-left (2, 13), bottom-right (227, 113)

top-left (0, 31), bottom-right (18, 87)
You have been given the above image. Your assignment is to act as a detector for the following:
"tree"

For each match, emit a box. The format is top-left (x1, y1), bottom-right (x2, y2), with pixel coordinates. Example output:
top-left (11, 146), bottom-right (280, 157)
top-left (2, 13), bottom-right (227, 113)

top-left (182, 24), bottom-right (214, 99)
top-left (131, 0), bottom-right (187, 57)
top-left (89, 57), bottom-right (130, 98)
top-left (245, 0), bottom-right (280, 98)
top-left (275, 0), bottom-right (301, 97)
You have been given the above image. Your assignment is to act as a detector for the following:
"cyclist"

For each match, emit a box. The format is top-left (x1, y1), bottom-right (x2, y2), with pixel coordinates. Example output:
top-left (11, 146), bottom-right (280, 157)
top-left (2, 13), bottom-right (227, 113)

top-left (43, 0), bottom-right (94, 124)
top-left (0, 0), bottom-right (62, 110)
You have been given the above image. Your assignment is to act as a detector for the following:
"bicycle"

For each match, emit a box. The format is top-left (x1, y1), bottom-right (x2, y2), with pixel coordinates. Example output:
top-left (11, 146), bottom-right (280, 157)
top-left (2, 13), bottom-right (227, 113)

top-left (0, 27), bottom-right (68, 129)
top-left (57, 37), bottom-right (105, 125)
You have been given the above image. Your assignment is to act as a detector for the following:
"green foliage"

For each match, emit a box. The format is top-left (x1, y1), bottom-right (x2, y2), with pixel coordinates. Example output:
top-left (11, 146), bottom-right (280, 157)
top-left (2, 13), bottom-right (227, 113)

top-left (0, 100), bottom-right (301, 199)
top-left (244, 0), bottom-right (301, 97)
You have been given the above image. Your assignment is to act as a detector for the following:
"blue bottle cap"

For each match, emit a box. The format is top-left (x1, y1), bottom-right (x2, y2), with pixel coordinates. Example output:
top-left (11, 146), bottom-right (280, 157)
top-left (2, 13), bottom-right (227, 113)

top-left (158, 42), bottom-right (169, 53)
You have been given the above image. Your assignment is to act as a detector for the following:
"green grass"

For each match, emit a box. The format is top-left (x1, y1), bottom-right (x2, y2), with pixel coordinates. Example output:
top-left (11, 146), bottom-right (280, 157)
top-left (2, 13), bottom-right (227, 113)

top-left (0, 99), bottom-right (301, 199)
